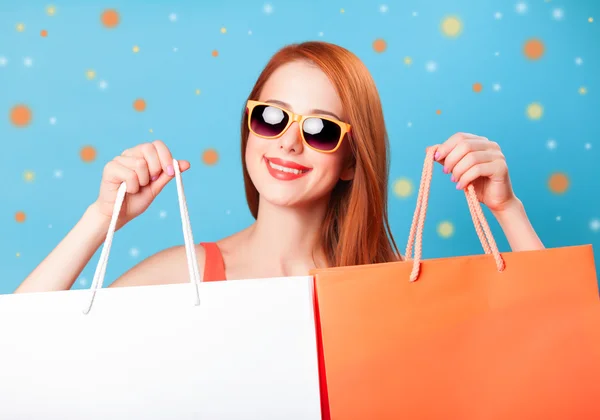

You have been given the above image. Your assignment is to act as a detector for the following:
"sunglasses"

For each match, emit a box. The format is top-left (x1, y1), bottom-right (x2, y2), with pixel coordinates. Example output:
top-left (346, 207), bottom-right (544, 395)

top-left (246, 100), bottom-right (351, 153)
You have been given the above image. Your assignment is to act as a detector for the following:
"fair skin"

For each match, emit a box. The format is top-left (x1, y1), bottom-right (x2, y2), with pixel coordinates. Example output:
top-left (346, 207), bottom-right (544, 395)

top-left (14, 61), bottom-right (542, 293)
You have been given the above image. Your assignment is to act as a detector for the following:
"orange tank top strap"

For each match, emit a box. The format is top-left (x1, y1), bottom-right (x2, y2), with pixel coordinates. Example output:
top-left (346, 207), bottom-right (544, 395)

top-left (199, 242), bottom-right (227, 281)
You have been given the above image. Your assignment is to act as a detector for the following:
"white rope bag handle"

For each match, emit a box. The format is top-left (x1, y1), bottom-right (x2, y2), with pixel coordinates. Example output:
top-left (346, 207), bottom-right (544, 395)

top-left (83, 158), bottom-right (201, 314)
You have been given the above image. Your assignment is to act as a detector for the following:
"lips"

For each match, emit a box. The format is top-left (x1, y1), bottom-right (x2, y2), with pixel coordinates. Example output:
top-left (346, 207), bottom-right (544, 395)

top-left (266, 157), bottom-right (311, 171)
top-left (264, 157), bottom-right (312, 181)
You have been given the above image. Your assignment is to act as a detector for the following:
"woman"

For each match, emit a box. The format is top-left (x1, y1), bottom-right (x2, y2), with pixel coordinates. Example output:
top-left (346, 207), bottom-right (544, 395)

top-left (15, 41), bottom-right (544, 292)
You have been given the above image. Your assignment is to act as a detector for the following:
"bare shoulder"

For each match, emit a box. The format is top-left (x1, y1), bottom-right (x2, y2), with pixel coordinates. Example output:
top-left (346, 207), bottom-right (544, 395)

top-left (108, 243), bottom-right (206, 288)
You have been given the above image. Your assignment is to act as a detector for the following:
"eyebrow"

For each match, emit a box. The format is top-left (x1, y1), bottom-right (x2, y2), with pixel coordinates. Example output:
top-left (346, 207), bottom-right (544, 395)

top-left (265, 99), bottom-right (343, 121)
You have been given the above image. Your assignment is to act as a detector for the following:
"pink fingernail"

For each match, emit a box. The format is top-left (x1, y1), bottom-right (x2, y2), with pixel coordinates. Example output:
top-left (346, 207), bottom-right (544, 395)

top-left (450, 175), bottom-right (455, 182)
top-left (151, 175), bottom-right (159, 181)
top-left (456, 183), bottom-right (462, 190)
top-left (434, 152), bottom-right (441, 160)
top-left (443, 167), bottom-right (449, 174)
top-left (167, 165), bottom-right (174, 176)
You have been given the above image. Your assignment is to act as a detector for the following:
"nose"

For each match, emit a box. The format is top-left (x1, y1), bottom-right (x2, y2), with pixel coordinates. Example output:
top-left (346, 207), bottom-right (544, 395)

top-left (277, 121), bottom-right (303, 154)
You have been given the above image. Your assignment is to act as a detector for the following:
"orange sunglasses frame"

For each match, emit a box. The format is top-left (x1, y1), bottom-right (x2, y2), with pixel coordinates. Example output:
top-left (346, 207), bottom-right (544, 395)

top-left (245, 100), bottom-right (351, 153)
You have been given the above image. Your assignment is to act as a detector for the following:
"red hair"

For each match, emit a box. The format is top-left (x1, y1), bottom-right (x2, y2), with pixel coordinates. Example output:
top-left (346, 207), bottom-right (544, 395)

top-left (240, 41), bottom-right (400, 267)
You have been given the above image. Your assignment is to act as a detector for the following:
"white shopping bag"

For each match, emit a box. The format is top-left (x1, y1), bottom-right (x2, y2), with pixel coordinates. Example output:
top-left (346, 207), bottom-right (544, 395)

top-left (0, 160), bottom-right (322, 420)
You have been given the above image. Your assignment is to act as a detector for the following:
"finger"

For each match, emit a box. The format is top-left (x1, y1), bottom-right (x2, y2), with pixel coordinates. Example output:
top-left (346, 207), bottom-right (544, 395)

top-left (455, 162), bottom-right (498, 190)
top-left (103, 161), bottom-right (141, 194)
top-left (114, 156), bottom-right (150, 187)
top-left (152, 140), bottom-right (174, 175)
top-left (442, 139), bottom-right (493, 174)
top-left (435, 132), bottom-right (485, 162)
top-left (138, 143), bottom-right (163, 181)
top-left (450, 150), bottom-right (497, 182)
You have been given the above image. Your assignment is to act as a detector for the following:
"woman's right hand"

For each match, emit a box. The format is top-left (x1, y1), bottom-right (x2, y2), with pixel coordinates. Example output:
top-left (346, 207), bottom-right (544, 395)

top-left (90, 140), bottom-right (191, 230)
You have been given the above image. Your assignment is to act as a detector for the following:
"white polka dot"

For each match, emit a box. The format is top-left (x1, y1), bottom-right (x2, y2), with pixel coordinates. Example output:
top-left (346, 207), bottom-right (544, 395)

top-left (263, 3), bottom-right (273, 14)
top-left (129, 247), bottom-right (140, 258)
top-left (575, 57), bottom-right (583, 65)
top-left (53, 169), bottom-right (63, 179)
top-left (547, 139), bottom-right (557, 150)
top-left (556, 216), bottom-right (561, 222)
top-left (590, 219), bottom-right (600, 232)
top-left (492, 83), bottom-right (502, 92)
top-left (552, 8), bottom-right (564, 21)
top-left (585, 143), bottom-right (592, 150)
top-left (425, 61), bottom-right (438, 72)
top-left (0, 56), bottom-right (7, 66)
top-left (379, 4), bottom-right (388, 13)
top-left (78, 277), bottom-right (88, 286)
top-left (159, 210), bottom-right (167, 219)
top-left (515, 2), bottom-right (528, 14)
top-left (494, 12), bottom-right (503, 19)
top-left (169, 13), bottom-right (177, 22)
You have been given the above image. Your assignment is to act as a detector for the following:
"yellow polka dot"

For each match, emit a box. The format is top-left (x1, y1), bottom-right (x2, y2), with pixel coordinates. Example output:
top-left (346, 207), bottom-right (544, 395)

top-left (579, 86), bottom-right (587, 95)
top-left (46, 5), bottom-right (56, 16)
top-left (16, 252), bottom-right (20, 258)
top-left (393, 178), bottom-right (413, 198)
top-left (340, 8), bottom-right (345, 13)
top-left (220, 27), bottom-right (227, 34)
top-left (23, 170), bottom-right (35, 182)
top-left (202, 149), bottom-right (219, 165)
top-left (149, 128), bottom-right (153, 133)
top-left (441, 16), bottom-right (463, 37)
top-left (16, 23), bottom-right (25, 32)
top-left (437, 221), bottom-right (454, 238)
top-left (195, 89), bottom-right (201, 95)
top-left (589, 17), bottom-right (594, 23)
top-left (526, 102), bottom-right (543, 120)
top-left (404, 56), bottom-right (412, 65)
top-left (133, 45), bottom-right (140, 53)
top-left (86, 70), bottom-right (96, 80)
top-left (548, 172), bottom-right (569, 194)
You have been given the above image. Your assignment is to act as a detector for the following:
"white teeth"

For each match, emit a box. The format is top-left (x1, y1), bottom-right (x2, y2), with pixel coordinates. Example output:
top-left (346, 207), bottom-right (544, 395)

top-left (268, 160), bottom-right (306, 175)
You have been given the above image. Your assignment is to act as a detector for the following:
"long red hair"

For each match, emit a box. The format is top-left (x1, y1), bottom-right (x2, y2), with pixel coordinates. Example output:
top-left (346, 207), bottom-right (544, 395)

top-left (240, 41), bottom-right (400, 267)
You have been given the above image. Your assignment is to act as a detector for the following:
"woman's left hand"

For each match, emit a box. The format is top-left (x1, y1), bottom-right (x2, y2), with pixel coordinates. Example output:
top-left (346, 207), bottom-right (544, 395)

top-left (434, 132), bottom-right (518, 213)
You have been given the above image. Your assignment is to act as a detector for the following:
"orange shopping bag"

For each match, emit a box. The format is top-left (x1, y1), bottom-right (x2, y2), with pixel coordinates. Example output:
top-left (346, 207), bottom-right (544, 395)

top-left (312, 146), bottom-right (600, 420)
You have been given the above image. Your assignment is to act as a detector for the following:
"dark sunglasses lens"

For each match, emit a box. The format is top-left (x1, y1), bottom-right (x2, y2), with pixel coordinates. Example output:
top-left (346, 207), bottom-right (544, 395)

top-left (250, 105), bottom-right (289, 137)
top-left (303, 117), bottom-right (342, 151)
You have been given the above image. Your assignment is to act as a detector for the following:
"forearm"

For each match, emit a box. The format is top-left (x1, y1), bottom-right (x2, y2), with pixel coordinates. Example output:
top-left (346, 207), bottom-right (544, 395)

top-left (491, 198), bottom-right (545, 252)
top-left (14, 205), bottom-right (110, 293)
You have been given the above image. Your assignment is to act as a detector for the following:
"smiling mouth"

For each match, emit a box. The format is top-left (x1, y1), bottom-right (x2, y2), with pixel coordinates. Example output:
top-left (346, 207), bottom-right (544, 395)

top-left (264, 157), bottom-right (312, 174)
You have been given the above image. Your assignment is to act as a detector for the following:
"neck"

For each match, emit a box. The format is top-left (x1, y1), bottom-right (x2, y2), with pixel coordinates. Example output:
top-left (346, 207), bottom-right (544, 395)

top-left (247, 196), bottom-right (329, 269)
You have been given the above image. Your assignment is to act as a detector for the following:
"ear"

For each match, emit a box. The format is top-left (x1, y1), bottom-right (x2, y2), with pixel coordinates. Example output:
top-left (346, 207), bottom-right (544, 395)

top-left (339, 163), bottom-right (355, 181)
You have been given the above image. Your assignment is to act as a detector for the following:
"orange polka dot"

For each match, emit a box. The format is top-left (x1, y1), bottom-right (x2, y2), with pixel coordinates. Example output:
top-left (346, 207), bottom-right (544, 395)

top-left (436, 109), bottom-right (442, 115)
top-left (373, 39), bottom-right (387, 53)
top-left (80, 145), bottom-right (97, 163)
top-left (548, 172), bottom-right (569, 194)
top-left (473, 82), bottom-right (483, 93)
top-left (212, 50), bottom-right (219, 57)
top-left (202, 149), bottom-right (219, 165)
top-left (133, 98), bottom-right (146, 112)
top-left (15, 211), bottom-right (26, 223)
top-left (10, 104), bottom-right (32, 127)
top-left (523, 39), bottom-right (544, 60)
top-left (101, 9), bottom-right (120, 28)
top-left (40, 29), bottom-right (48, 37)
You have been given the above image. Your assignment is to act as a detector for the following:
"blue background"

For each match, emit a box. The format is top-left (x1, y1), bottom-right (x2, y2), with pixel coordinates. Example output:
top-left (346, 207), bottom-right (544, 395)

top-left (1, 0), bottom-right (599, 293)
